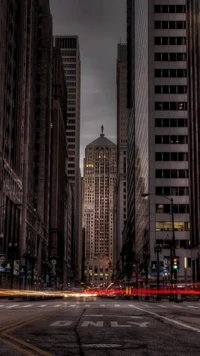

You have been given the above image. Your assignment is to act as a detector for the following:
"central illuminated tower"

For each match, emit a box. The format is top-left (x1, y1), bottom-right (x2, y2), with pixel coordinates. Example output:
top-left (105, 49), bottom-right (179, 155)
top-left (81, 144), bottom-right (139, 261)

top-left (83, 127), bottom-right (117, 284)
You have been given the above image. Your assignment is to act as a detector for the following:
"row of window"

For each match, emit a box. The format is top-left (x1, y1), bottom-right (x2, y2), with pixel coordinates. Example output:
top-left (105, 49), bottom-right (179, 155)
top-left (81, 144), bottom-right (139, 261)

top-left (155, 69), bottom-right (187, 77)
top-left (156, 240), bottom-right (191, 252)
top-left (154, 21), bottom-right (186, 30)
top-left (155, 152), bottom-right (188, 161)
top-left (155, 169), bottom-right (188, 179)
top-left (155, 85), bottom-right (187, 94)
top-left (156, 187), bottom-right (189, 196)
top-left (155, 118), bottom-right (187, 127)
top-left (155, 135), bottom-right (188, 144)
top-left (154, 5), bottom-right (185, 13)
top-left (156, 221), bottom-right (189, 232)
top-left (155, 102), bottom-right (187, 111)
top-left (155, 37), bottom-right (186, 46)
top-left (156, 204), bottom-right (189, 214)
top-left (155, 53), bottom-right (186, 62)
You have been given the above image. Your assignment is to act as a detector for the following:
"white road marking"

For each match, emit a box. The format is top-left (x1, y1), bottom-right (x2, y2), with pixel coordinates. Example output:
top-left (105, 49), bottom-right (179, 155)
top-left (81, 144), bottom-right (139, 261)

top-left (6, 305), bottom-right (19, 309)
top-left (81, 321), bottom-right (104, 327)
top-left (53, 305), bottom-right (61, 308)
top-left (128, 304), bottom-right (136, 308)
top-left (100, 304), bottom-right (105, 307)
top-left (127, 321), bottom-right (149, 328)
top-left (142, 304), bottom-right (152, 308)
top-left (158, 305), bottom-right (167, 308)
top-left (111, 321), bottom-right (131, 328)
top-left (38, 304), bottom-right (47, 308)
top-left (114, 304), bottom-right (120, 307)
top-left (69, 305), bottom-right (76, 307)
top-left (22, 304), bottom-right (32, 308)
top-left (0, 305), bottom-right (5, 307)
top-left (84, 305), bottom-right (90, 307)
top-left (131, 305), bottom-right (200, 333)
top-left (187, 305), bottom-right (200, 309)
top-left (172, 305), bottom-right (183, 308)
top-left (50, 321), bottom-right (73, 326)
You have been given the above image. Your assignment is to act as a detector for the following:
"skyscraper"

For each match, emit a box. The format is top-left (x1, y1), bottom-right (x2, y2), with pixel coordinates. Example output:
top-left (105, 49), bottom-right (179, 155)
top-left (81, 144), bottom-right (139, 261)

top-left (53, 36), bottom-right (81, 279)
top-left (126, 1), bottom-right (191, 284)
top-left (83, 128), bottom-right (117, 284)
top-left (114, 43), bottom-right (127, 275)
top-left (0, 0), bottom-right (53, 288)
top-left (186, 0), bottom-right (200, 283)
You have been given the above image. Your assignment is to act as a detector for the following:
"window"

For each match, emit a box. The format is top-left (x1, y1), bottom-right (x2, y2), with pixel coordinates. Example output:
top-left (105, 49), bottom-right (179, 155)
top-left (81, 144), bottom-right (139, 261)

top-left (154, 37), bottom-right (186, 46)
top-left (154, 5), bottom-right (185, 13)
top-left (155, 69), bottom-right (187, 77)
top-left (155, 53), bottom-right (186, 62)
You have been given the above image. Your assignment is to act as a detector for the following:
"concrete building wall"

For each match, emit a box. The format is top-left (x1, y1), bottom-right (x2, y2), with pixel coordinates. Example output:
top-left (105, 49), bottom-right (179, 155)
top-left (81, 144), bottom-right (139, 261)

top-left (186, 0), bottom-right (200, 282)
top-left (114, 43), bottom-right (127, 275)
top-left (53, 36), bottom-right (81, 279)
top-left (133, 0), bottom-right (191, 284)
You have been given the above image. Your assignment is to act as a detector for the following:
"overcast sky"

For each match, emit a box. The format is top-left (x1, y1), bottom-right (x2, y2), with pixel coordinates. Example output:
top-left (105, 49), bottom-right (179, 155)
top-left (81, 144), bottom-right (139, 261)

top-left (50, 0), bottom-right (126, 171)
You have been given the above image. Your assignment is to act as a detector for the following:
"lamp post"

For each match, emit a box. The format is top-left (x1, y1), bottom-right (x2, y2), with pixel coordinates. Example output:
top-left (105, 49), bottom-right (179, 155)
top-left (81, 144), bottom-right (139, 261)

top-left (141, 193), bottom-right (176, 286)
top-left (154, 244), bottom-right (162, 293)
top-left (143, 250), bottom-right (150, 299)
top-left (8, 242), bottom-right (18, 289)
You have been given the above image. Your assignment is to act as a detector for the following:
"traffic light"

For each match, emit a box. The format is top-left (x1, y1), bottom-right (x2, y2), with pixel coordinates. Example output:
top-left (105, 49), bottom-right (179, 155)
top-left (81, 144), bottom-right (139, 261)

top-left (172, 257), bottom-right (179, 270)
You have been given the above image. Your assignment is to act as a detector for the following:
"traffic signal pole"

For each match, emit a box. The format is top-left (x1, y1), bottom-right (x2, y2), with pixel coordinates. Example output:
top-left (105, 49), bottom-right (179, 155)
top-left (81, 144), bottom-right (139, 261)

top-left (171, 198), bottom-right (177, 286)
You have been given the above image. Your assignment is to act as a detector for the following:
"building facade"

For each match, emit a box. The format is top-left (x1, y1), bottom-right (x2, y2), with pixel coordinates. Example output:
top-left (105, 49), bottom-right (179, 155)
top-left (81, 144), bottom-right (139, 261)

top-left (0, 0), bottom-right (26, 287)
top-left (0, 0), bottom-right (53, 288)
top-left (83, 128), bottom-right (117, 284)
top-left (186, 0), bottom-right (200, 283)
top-left (127, 0), bottom-right (191, 285)
top-left (114, 43), bottom-right (127, 277)
top-left (49, 47), bottom-right (68, 287)
top-left (53, 36), bottom-right (81, 279)
top-left (122, 0), bottom-right (135, 280)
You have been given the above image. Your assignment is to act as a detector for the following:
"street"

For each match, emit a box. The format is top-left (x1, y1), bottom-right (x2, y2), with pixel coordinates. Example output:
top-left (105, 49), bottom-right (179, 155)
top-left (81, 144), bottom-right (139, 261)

top-left (0, 298), bottom-right (200, 355)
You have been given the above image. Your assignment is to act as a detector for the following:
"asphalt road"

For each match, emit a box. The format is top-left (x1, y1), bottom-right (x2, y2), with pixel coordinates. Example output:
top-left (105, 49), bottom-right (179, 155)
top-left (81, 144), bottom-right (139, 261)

top-left (0, 297), bottom-right (200, 356)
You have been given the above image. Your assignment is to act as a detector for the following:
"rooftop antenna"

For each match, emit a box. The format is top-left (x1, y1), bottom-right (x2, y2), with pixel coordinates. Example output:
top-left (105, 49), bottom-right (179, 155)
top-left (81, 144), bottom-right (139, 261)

top-left (100, 125), bottom-right (105, 137)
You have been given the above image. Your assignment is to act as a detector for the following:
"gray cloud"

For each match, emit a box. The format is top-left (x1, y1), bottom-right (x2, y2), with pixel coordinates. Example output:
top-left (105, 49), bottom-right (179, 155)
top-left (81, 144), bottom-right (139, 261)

top-left (50, 0), bottom-right (126, 172)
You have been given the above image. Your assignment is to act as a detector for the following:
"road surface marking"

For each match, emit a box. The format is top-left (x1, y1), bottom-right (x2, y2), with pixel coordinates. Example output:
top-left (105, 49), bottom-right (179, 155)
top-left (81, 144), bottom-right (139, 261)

top-left (143, 304), bottom-right (152, 308)
top-left (22, 304), bottom-right (32, 308)
top-left (84, 305), bottom-right (90, 307)
top-left (50, 321), bottom-right (73, 326)
top-left (69, 305), bottom-right (76, 307)
top-left (38, 304), bottom-right (47, 308)
top-left (131, 305), bottom-right (200, 333)
top-left (128, 321), bottom-right (149, 328)
top-left (0, 305), bottom-right (5, 307)
top-left (114, 304), bottom-right (120, 307)
top-left (6, 305), bottom-right (19, 309)
top-left (53, 305), bottom-right (61, 308)
top-left (128, 304), bottom-right (136, 307)
top-left (111, 321), bottom-right (131, 328)
top-left (100, 304), bottom-right (105, 307)
top-left (172, 305), bottom-right (183, 308)
top-left (187, 305), bottom-right (200, 309)
top-left (158, 305), bottom-right (167, 308)
top-left (81, 321), bottom-right (103, 327)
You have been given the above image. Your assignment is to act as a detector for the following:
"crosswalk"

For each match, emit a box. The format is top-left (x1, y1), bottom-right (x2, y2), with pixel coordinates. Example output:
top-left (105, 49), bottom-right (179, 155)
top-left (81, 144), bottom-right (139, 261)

top-left (0, 302), bottom-right (199, 311)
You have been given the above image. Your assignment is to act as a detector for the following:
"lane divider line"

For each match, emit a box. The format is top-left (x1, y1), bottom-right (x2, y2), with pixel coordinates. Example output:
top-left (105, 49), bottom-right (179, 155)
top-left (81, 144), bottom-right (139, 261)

top-left (0, 336), bottom-right (34, 356)
top-left (131, 305), bottom-right (200, 333)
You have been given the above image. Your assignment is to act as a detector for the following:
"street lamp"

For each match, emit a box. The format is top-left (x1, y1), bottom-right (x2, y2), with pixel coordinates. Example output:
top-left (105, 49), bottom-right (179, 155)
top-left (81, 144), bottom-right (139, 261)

top-left (141, 193), bottom-right (176, 286)
top-left (8, 242), bottom-right (18, 289)
top-left (154, 243), bottom-right (162, 289)
top-left (143, 250), bottom-right (150, 299)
